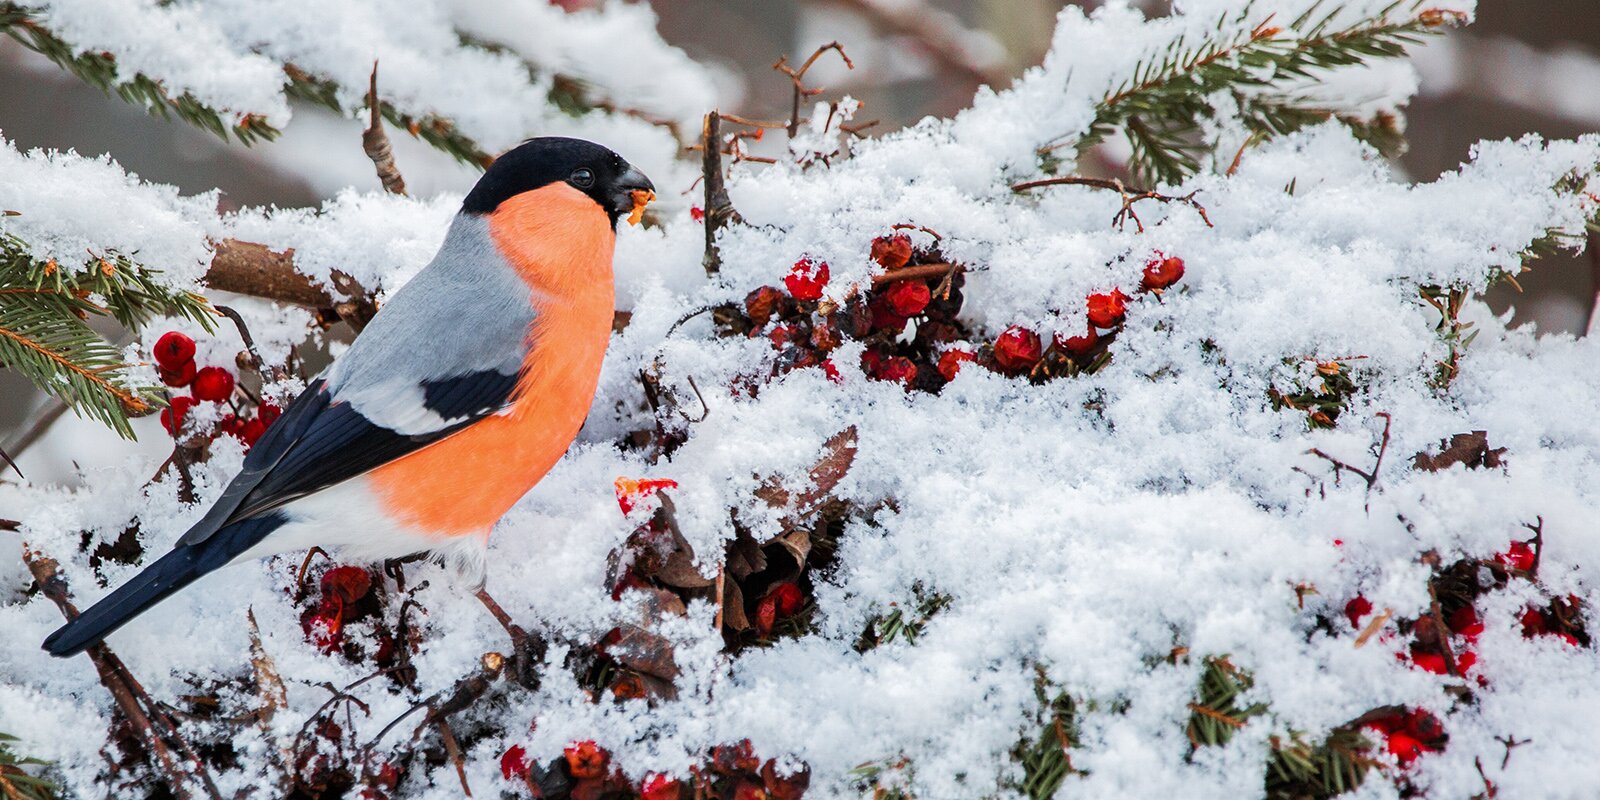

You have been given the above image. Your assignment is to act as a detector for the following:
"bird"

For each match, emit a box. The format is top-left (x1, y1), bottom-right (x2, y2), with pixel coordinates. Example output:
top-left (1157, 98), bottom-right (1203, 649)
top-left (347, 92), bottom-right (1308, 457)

top-left (43, 137), bottom-right (654, 658)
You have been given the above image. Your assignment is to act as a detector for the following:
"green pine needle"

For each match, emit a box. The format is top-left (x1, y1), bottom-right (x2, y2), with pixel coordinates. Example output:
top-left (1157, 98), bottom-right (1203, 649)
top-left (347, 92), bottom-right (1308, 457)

top-left (0, 732), bottom-right (58, 800)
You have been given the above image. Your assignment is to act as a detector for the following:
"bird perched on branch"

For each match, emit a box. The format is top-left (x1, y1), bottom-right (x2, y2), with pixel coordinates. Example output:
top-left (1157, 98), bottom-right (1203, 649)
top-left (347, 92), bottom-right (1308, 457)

top-left (43, 137), bottom-right (654, 657)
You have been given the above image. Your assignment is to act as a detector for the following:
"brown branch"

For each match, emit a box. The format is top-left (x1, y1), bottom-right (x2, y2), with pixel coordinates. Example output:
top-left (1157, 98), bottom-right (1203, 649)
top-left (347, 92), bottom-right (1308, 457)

top-left (21, 549), bottom-right (221, 799)
top-left (1012, 176), bottom-right (1213, 232)
top-left (0, 519), bottom-right (18, 532)
top-left (701, 112), bottom-right (743, 275)
top-left (822, 0), bottom-right (1008, 88)
top-left (870, 262), bottom-right (963, 287)
top-left (205, 240), bottom-right (378, 332)
top-left (362, 62), bottom-right (408, 196)
top-left (1427, 580), bottom-right (1459, 678)
top-left (774, 41), bottom-right (854, 138)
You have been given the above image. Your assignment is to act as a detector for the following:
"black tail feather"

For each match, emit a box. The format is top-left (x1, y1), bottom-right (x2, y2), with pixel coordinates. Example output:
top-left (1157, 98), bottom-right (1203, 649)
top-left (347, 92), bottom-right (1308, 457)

top-left (42, 514), bottom-right (286, 657)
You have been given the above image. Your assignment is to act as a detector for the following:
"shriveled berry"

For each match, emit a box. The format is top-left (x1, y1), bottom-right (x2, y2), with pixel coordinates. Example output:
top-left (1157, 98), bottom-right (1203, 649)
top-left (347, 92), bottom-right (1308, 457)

top-left (614, 477), bottom-right (679, 515)
top-left (153, 331), bottom-right (197, 370)
top-left (745, 286), bottom-right (785, 327)
top-left (711, 740), bottom-right (760, 774)
top-left (1086, 290), bottom-right (1129, 328)
top-left (190, 366), bottom-right (235, 402)
top-left (500, 745), bottom-right (530, 781)
top-left (1344, 596), bottom-right (1373, 628)
top-left (937, 349), bottom-right (975, 381)
top-left (993, 326), bottom-right (1042, 373)
top-left (160, 396), bottom-right (197, 436)
top-left (301, 604), bottom-right (343, 653)
top-left (868, 295), bottom-right (907, 333)
top-left (733, 781), bottom-right (768, 800)
top-left (882, 280), bottom-right (931, 316)
top-left (1141, 254), bottom-right (1186, 291)
top-left (768, 583), bottom-right (805, 616)
top-left (564, 740), bottom-right (608, 780)
top-left (160, 359), bottom-right (197, 388)
top-left (767, 323), bottom-right (804, 350)
top-left (821, 359), bottom-right (842, 383)
top-left (870, 234), bottom-right (913, 269)
top-left (1054, 325), bottom-right (1099, 357)
top-left (870, 355), bottom-right (918, 386)
top-left (320, 566), bottom-right (372, 604)
top-left (784, 257), bottom-right (829, 301)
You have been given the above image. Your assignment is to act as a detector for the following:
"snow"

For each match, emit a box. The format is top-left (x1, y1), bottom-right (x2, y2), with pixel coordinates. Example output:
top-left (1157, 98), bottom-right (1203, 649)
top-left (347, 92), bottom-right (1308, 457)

top-left (8, 1), bottom-right (1600, 799)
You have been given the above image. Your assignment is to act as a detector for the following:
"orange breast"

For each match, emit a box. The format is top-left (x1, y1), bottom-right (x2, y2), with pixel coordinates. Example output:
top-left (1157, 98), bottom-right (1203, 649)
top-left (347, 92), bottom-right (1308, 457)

top-left (368, 184), bottom-right (615, 536)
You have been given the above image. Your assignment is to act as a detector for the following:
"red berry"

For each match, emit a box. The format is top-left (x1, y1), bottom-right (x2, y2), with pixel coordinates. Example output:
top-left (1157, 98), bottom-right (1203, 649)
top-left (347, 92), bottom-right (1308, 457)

top-left (1344, 596), bottom-right (1373, 628)
top-left (500, 745), bottom-right (530, 781)
top-left (690, 206), bottom-right (705, 223)
top-left (563, 740), bottom-right (608, 780)
top-left (937, 349), bottom-right (975, 382)
top-left (881, 280), bottom-right (931, 316)
top-left (870, 234), bottom-right (913, 269)
top-left (821, 359), bottom-right (842, 383)
top-left (1448, 606), bottom-right (1483, 640)
top-left (784, 257), bottom-right (829, 301)
top-left (1086, 290), bottom-right (1129, 328)
top-left (320, 566), bottom-right (372, 604)
top-left (1363, 713), bottom-right (1404, 735)
top-left (993, 326), bottom-right (1042, 373)
top-left (239, 418), bottom-right (267, 447)
top-left (768, 583), bottom-right (804, 617)
top-left (160, 359), bottom-right (197, 388)
top-left (153, 331), bottom-right (196, 370)
top-left (641, 774), bottom-right (683, 800)
top-left (1385, 731), bottom-right (1425, 765)
top-left (767, 323), bottom-right (803, 350)
top-left (1496, 541), bottom-right (1535, 572)
top-left (733, 781), bottom-right (768, 800)
top-left (160, 396), bottom-right (197, 436)
top-left (259, 402), bottom-right (282, 426)
top-left (1409, 651), bottom-right (1448, 675)
top-left (190, 366), bottom-right (235, 402)
top-left (1054, 325), bottom-right (1099, 357)
top-left (1556, 632), bottom-right (1582, 647)
top-left (1141, 254), bottom-right (1185, 291)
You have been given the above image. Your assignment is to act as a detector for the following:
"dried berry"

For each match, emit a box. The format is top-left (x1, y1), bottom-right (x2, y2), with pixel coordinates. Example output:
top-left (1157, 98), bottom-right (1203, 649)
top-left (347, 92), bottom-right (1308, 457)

top-left (1141, 253), bottom-right (1186, 291)
top-left (732, 781), bottom-right (768, 800)
top-left (937, 349), bottom-right (975, 382)
top-left (190, 366), bottom-right (235, 402)
top-left (868, 295), bottom-right (908, 333)
top-left (867, 354), bottom-right (918, 386)
top-left (870, 233), bottom-right (913, 270)
top-left (882, 280), bottom-right (931, 316)
top-left (745, 286), bottom-right (786, 327)
top-left (1448, 606), bottom-right (1483, 640)
top-left (784, 257), bottom-right (829, 301)
top-left (993, 326), bottom-right (1042, 373)
top-left (641, 774), bottom-right (683, 800)
top-left (1404, 709), bottom-right (1443, 741)
top-left (160, 396), bottom-right (197, 436)
top-left (768, 582), bottom-right (805, 616)
top-left (614, 477), bottom-right (679, 515)
top-left (1086, 290), bottom-right (1129, 329)
top-left (321, 566), bottom-right (372, 605)
top-left (153, 331), bottom-right (196, 370)
top-left (563, 740), bottom-right (608, 780)
top-left (302, 601), bottom-right (343, 653)
top-left (1054, 325), bottom-right (1099, 357)
top-left (160, 359), bottom-right (197, 388)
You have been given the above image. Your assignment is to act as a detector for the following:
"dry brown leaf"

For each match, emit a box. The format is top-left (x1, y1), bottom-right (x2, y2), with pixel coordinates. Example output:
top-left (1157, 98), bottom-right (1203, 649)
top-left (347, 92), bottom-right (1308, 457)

top-left (722, 580), bottom-right (750, 632)
top-left (1412, 431), bottom-right (1507, 472)
top-left (754, 426), bottom-right (859, 526)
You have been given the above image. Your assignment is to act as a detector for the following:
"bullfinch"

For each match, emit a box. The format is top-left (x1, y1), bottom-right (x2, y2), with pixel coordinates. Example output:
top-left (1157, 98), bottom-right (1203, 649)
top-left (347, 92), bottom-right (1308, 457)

top-left (43, 137), bottom-right (654, 657)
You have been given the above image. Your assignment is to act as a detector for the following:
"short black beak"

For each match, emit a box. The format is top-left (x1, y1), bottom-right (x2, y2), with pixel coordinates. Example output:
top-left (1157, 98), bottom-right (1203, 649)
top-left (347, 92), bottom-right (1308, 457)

top-left (611, 164), bottom-right (655, 226)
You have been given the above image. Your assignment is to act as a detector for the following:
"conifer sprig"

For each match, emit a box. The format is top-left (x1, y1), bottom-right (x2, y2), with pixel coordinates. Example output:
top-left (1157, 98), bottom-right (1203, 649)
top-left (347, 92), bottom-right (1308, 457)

top-left (0, 232), bottom-right (214, 438)
top-left (1069, 1), bottom-right (1462, 185)
top-left (0, 733), bottom-right (57, 800)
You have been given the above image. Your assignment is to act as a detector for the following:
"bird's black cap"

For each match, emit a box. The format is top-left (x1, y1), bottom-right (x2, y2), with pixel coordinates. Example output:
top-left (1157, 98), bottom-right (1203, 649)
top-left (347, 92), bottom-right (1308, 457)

top-left (461, 137), bottom-right (654, 224)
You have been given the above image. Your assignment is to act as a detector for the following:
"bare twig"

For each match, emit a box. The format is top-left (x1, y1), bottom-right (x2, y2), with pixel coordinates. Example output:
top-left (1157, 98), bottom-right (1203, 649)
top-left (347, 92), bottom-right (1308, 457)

top-left (773, 42), bottom-right (854, 138)
top-left (362, 62), bottom-right (408, 196)
top-left (677, 375), bottom-right (710, 424)
top-left (0, 519), bottom-right (18, 532)
top-left (700, 112), bottom-right (743, 275)
top-left (1012, 176), bottom-right (1214, 232)
top-left (869, 262), bottom-right (963, 287)
top-left (22, 549), bottom-right (221, 799)
top-left (1352, 607), bottom-right (1393, 648)
top-left (1306, 412), bottom-right (1392, 506)
top-left (0, 444), bottom-right (20, 480)
top-left (1524, 516), bottom-right (1545, 579)
top-left (1427, 580), bottom-right (1459, 678)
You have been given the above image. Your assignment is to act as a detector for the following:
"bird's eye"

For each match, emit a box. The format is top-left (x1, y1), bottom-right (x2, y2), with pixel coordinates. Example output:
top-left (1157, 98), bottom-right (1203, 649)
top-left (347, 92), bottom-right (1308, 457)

top-left (570, 168), bottom-right (595, 188)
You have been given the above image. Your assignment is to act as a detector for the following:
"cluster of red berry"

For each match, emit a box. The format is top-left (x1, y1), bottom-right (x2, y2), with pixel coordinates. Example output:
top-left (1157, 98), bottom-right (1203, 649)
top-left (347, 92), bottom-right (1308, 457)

top-left (501, 739), bottom-right (806, 800)
top-left (300, 566), bottom-right (376, 654)
top-left (733, 239), bottom-right (1186, 394)
top-left (1358, 708), bottom-right (1446, 767)
top-left (153, 330), bottom-right (278, 449)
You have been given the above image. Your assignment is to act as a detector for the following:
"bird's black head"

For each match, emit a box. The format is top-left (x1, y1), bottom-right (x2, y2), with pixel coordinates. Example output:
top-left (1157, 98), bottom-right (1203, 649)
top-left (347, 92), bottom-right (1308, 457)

top-left (461, 137), bottom-right (655, 225)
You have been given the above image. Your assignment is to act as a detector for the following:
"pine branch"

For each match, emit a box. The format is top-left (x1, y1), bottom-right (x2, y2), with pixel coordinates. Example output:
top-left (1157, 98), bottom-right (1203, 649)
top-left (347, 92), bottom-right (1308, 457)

top-left (282, 64), bottom-right (491, 168)
top-left (0, 233), bottom-right (215, 438)
top-left (1065, 2), bottom-right (1462, 185)
top-left (0, 3), bottom-right (277, 145)
top-left (0, 733), bottom-right (57, 800)
top-left (1186, 655), bottom-right (1267, 750)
